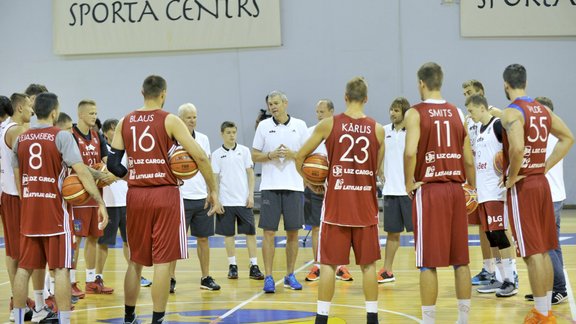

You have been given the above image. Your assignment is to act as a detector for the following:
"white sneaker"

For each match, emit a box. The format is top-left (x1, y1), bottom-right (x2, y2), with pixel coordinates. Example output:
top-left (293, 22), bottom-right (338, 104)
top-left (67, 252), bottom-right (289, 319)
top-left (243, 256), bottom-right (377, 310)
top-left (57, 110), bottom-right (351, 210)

top-left (32, 305), bottom-right (58, 323)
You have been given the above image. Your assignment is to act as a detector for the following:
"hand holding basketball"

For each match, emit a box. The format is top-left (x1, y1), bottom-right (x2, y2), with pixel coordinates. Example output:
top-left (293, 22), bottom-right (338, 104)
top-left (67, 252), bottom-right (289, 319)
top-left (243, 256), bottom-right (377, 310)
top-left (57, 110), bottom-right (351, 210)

top-left (301, 153), bottom-right (329, 185)
top-left (462, 183), bottom-right (478, 215)
top-left (62, 174), bottom-right (90, 205)
top-left (170, 147), bottom-right (198, 180)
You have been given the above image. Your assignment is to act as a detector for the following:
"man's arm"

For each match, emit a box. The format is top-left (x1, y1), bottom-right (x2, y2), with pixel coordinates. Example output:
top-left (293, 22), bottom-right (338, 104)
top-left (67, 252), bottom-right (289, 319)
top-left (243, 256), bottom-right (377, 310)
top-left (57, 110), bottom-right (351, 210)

top-left (403, 108), bottom-right (421, 197)
top-left (545, 108), bottom-right (574, 173)
top-left (463, 134), bottom-right (476, 187)
top-left (246, 167), bottom-right (255, 208)
top-left (501, 108), bottom-right (525, 188)
top-left (71, 162), bottom-right (108, 230)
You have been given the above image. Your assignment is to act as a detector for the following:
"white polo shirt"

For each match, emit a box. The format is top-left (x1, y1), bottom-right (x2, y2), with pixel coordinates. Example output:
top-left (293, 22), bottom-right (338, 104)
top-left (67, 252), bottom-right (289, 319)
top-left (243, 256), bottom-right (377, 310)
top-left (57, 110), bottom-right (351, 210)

top-left (212, 143), bottom-right (253, 206)
top-left (308, 124), bottom-right (327, 156)
top-left (103, 144), bottom-right (127, 207)
top-left (181, 130), bottom-right (210, 200)
top-left (252, 115), bottom-right (307, 191)
top-left (545, 134), bottom-right (566, 202)
top-left (382, 123), bottom-right (407, 196)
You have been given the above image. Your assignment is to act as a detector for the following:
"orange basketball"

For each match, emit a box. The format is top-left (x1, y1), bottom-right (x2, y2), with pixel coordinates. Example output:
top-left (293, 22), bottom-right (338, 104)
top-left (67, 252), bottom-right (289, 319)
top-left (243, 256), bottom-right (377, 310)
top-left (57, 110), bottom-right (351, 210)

top-left (62, 174), bottom-right (90, 206)
top-left (91, 162), bottom-right (109, 188)
top-left (462, 183), bottom-right (478, 215)
top-left (169, 147), bottom-right (198, 180)
top-left (302, 153), bottom-right (329, 185)
top-left (493, 150), bottom-right (504, 176)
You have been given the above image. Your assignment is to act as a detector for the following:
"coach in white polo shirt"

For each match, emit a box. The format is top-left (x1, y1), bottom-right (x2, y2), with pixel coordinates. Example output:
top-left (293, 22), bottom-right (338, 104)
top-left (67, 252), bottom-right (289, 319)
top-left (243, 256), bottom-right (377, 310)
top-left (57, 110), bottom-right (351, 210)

top-left (252, 90), bottom-right (308, 293)
top-left (169, 103), bottom-right (220, 292)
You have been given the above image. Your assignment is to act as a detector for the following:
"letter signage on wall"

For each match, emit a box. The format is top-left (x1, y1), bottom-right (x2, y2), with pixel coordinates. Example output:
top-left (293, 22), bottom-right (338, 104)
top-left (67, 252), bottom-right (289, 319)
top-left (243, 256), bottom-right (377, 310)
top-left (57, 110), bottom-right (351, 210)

top-left (461, 1), bottom-right (576, 37)
top-left (53, 0), bottom-right (281, 55)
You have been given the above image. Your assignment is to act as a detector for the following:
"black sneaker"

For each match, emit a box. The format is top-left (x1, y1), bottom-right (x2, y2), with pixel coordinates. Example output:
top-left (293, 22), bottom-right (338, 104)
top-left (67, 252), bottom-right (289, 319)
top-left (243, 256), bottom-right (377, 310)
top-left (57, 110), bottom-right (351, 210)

top-left (551, 291), bottom-right (568, 305)
top-left (228, 264), bottom-right (238, 279)
top-left (525, 293), bottom-right (534, 301)
top-left (249, 264), bottom-right (265, 280)
top-left (200, 276), bottom-right (221, 291)
top-left (169, 278), bottom-right (176, 294)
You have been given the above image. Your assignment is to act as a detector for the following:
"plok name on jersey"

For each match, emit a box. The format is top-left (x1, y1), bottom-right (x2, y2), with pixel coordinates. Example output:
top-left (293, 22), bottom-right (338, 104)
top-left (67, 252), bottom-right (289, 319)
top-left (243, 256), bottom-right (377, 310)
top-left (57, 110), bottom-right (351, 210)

top-left (129, 114), bottom-right (155, 123)
top-left (341, 123), bottom-right (372, 134)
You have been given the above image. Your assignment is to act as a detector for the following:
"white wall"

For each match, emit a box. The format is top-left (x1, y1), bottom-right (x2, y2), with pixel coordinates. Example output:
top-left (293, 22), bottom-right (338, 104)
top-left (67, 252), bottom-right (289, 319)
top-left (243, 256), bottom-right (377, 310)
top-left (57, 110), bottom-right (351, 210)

top-left (1, 0), bottom-right (575, 202)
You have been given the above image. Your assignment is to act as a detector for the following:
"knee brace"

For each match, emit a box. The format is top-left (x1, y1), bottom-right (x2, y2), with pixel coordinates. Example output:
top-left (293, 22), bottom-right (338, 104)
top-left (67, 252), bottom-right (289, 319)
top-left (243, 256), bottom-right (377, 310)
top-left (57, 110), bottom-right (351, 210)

top-left (486, 230), bottom-right (511, 250)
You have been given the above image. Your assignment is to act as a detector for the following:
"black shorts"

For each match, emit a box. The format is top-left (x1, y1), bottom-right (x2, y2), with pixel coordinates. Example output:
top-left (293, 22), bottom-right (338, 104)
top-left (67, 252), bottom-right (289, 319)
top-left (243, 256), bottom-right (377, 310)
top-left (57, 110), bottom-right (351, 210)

top-left (98, 206), bottom-right (127, 245)
top-left (383, 195), bottom-right (413, 233)
top-left (184, 198), bottom-right (215, 238)
top-left (216, 206), bottom-right (256, 236)
top-left (304, 187), bottom-right (323, 227)
top-left (258, 190), bottom-right (304, 231)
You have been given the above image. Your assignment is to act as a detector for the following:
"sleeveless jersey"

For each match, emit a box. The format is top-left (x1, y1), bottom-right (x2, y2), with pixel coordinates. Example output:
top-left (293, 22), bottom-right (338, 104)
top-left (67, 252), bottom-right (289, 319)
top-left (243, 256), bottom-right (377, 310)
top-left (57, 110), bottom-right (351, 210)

top-left (17, 127), bottom-right (72, 236)
top-left (413, 100), bottom-right (466, 183)
top-left (474, 118), bottom-right (505, 203)
top-left (466, 116), bottom-right (480, 155)
top-left (122, 109), bottom-right (179, 187)
top-left (1, 121), bottom-right (18, 195)
top-left (503, 97), bottom-right (551, 177)
top-left (72, 127), bottom-right (102, 167)
top-left (323, 113), bottom-right (379, 226)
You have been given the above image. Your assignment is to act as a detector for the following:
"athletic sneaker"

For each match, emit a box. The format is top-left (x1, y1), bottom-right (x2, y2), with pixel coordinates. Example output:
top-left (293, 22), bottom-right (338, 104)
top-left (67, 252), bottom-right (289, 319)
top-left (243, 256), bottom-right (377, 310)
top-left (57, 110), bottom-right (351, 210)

top-left (140, 277), bottom-right (152, 287)
top-left (471, 268), bottom-right (494, 286)
top-left (85, 275), bottom-right (114, 294)
top-left (8, 302), bottom-right (33, 322)
top-left (200, 276), bottom-right (221, 290)
top-left (124, 316), bottom-right (141, 324)
top-left (496, 280), bottom-right (518, 297)
top-left (514, 271), bottom-right (519, 288)
top-left (377, 269), bottom-right (395, 283)
top-left (284, 273), bottom-right (303, 290)
top-left (71, 295), bottom-right (79, 304)
top-left (476, 278), bottom-right (502, 293)
top-left (44, 295), bottom-right (59, 312)
top-left (336, 266), bottom-right (353, 281)
top-left (31, 305), bottom-right (59, 323)
top-left (263, 275), bottom-right (275, 293)
top-left (551, 291), bottom-right (568, 305)
top-left (228, 264), bottom-right (239, 279)
top-left (525, 293), bottom-right (534, 301)
top-left (169, 278), bottom-right (176, 293)
top-left (524, 308), bottom-right (555, 324)
top-left (71, 282), bottom-right (85, 299)
top-left (249, 265), bottom-right (265, 280)
top-left (305, 265), bottom-right (320, 281)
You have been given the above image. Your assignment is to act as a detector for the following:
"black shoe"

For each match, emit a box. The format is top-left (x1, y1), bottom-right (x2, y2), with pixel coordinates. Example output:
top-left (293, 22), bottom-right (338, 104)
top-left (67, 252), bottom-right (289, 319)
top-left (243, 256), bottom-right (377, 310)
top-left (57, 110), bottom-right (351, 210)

top-left (249, 264), bottom-right (265, 280)
top-left (228, 264), bottom-right (238, 279)
top-left (200, 276), bottom-right (221, 291)
top-left (551, 291), bottom-right (568, 305)
top-left (169, 278), bottom-right (176, 294)
top-left (525, 293), bottom-right (534, 301)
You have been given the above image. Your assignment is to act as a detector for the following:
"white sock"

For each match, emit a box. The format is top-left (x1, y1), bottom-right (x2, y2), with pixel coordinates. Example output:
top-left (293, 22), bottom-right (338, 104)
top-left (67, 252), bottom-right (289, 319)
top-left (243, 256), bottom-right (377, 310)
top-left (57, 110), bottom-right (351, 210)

top-left (483, 259), bottom-right (495, 273)
top-left (59, 310), bottom-right (71, 324)
top-left (86, 269), bottom-right (96, 282)
top-left (317, 300), bottom-right (331, 316)
top-left (457, 299), bottom-right (471, 324)
top-left (43, 273), bottom-right (51, 298)
top-left (365, 301), bottom-right (378, 313)
top-left (250, 257), bottom-right (258, 266)
top-left (13, 308), bottom-right (25, 324)
top-left (503, 258), bottom-right (514, 282)
top-left (34, 290), bottom-right (45, 311)
top-left (50, 277), bottom-right (55, 295)
top-left (534, 296), bottom-right (548, 316)
top-left (70, 270), bottom-right (76, 283)
top-left (546, 291), bottom-right (552, 312)
top-left (422, 305), bottom-right (436, 324)
top-left (495, 259), bottom-right (507, 281)
top-left (228, 256), bottom-right (237, 265)
top-left (511, 258), bottom-right (518, 274)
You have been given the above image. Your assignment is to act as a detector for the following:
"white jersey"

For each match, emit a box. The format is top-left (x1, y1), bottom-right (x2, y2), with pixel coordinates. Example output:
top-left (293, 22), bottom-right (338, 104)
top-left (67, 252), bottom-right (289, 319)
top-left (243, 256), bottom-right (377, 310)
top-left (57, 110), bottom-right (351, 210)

top-left (0, 119), bottom-right (19, 195)
top-left (382, 123), bottom-right (407, 196)
top-left (466, 115), bottom-right (480, 154)
top-left (474, 117), bottom-right (504, 203)
top-left (103, 144), bottom-right (127, 207)
top-left (212, 143), bottom-right (253, 206)
top-left (545, 135), bottom-right (566, 202)
top-left (181, 131), bottom-right (210, 200)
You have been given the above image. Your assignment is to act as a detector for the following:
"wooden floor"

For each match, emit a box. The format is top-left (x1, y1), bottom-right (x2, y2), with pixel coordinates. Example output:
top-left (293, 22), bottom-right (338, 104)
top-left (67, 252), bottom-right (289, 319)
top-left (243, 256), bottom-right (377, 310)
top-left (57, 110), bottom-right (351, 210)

top-left (1, 210), bottom-right (576, 323)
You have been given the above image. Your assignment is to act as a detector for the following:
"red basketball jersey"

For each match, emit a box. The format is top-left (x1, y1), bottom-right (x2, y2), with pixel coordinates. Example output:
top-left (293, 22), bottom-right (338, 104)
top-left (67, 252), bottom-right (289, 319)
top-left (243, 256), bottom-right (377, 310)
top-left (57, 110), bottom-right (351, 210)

top-left (413, 101), bottom-right (466, 183)
top-left (122, 109), bottom-right (179, 187)
top-left (17, 127), bottom-right (73, 236)
top-left (323, 113), bottom-right (380, 226)
top-left (502, 97), bottom-right (551, 177)
top-left (72, 127), bottom-right (103, 207)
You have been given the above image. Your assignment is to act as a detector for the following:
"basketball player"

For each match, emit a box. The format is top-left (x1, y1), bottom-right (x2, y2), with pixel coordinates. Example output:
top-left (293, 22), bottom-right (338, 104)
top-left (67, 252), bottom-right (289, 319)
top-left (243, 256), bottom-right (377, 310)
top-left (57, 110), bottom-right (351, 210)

top-left (212, 121), bottom-right (264, 280)
top-left (107, 75), bottom-right (222, 324)
top-left (169, 103), bottom-right (220, 292)
top-left (296, 77), bottom-right (383, 324)
top-left (70, 99), bottom-right (115, 297)
top-left (465, 94), bottom-right (517, 297)
top-left (11, 92), bottom-right (108, 324)
top-left (377, 97), bottom-right (412, 284)
top-left (405, 63), bottom-right (475, 324)
top-left (304, 99), bottom-right (354, 282)
top-left (500, 64), bottom-right (573, 322)
top-left (56, 113), bottom-right (73, 132)
top-left (252, 90), bottom-right (309, 293)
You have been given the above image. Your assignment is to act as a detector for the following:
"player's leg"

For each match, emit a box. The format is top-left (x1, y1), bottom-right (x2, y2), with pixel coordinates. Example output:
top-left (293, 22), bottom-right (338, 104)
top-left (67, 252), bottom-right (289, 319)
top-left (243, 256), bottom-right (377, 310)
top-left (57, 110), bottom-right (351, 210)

top-left (12, 267), bottom-right (33, 322)
top-left (282, 191), bottom-right (304, 283)
top-left (304, 188), bottom-right (322, 281)
top-left (353, 225), bottom-right (380, 324)
top-left (124, 261), bottom-right (143, 322)
top-left (217, 207), bottom-right (237, 279)
top-left (454, 265), bottom-right (471, 324)
top-left (189, 198), bottom-right (219, 290)
top-left (236, 206), bottom-right (263, 279)
top-left (151, 262), bottom-right (170, 313)
top-left (258, 190), bottom-right (281, 292)
top-left (419, 268), bottom-right (438, 324)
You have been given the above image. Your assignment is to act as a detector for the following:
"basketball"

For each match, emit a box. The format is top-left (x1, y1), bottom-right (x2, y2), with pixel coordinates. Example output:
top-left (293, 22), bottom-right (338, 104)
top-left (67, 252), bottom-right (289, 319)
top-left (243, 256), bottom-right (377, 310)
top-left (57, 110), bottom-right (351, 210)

top-left (493, 150), bottom-right (504, 176)
top-left (169, 147), bottom-right (198, 180)
top-left (462, 183), bottom-right (478, 215)
top-left (302, 153), bottom-right (329, 185)
top-left (62, 174), bottom-right (90, 206)
top-left (91, 162), bottom-right (109, 188)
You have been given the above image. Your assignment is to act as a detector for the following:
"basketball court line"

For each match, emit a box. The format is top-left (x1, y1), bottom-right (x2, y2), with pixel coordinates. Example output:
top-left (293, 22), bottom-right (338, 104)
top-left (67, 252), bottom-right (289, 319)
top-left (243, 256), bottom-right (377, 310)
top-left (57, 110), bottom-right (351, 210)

top-left (564, 269), bottom-right (576, 321)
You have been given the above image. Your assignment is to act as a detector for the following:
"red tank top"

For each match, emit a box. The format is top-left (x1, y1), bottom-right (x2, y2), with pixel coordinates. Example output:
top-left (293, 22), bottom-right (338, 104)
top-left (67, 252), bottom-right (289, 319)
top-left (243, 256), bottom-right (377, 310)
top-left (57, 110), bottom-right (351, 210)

top-left (122, 109), bottom-right (179, 187)
top-left (413, 101), bottom-right (466, 183)
top-left (502, 97), bottom-right (551, 176)
top-left (323, 113), bottom-right (379, 226)
top-left (17, 127), bottom-right (73, 236)
top-left (72, 127), bottom-right (103, 207)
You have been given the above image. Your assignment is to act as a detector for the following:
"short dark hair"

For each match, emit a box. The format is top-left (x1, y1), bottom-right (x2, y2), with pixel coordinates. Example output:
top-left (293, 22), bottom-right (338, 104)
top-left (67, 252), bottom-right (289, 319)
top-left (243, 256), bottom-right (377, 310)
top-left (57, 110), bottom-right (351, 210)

top-left (535, 96), bottom-right (554, 112)
top-left (318, 99), bottom-right (334, 111)
top-left (465, 94), bottom-right (488, 108)
top-left (345, 77), bottom-right (368, 103)
top-left (142, 75), bottom-right (167, 99)
top-left (418, 62), bottom-right (443, 91)
top-left (462, 80), bottom-right (485, 94)
top-left (389, 97), bottom-right (411, 116)
top-left (25, 84), bottom-right (48, 97)
top-left (57, 112), bottom-right (72, 125)
top-left (221, 121), bottom-right (237, 133)
top-left (503, 64), bottom-right (527, 89)
top-left (0, 96), bottom-right (14, 118)
top-left (10, 93), bottom-right (28, 110)
top-left (34, 93), bottom-right (59, 119)
top-left (102, 118), bottom-right (119, 133)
